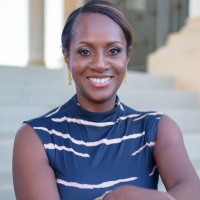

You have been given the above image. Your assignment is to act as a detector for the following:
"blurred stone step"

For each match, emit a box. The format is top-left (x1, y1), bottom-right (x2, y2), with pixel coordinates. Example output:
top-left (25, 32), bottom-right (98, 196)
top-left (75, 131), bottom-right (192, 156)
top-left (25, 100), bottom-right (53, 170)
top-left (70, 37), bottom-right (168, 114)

top-left (119, 89), bottom-right (199, 109)
top-left (0, 66), bottom-right (68, 85)
top-left (0, 138), bottom-right (14, 171)
top-left (120, 72), bottom-right (175, 89)
top-left (183, 133), bottom-right (200, 170)
top-left (0, 66), bottom-right (175, 89)
top-left (0, 87), bottom-right (198, 109)
top-left (164, 109), bottom-right (200, 133)
top-left (0, 170), bottom-right (12, 189)
top-left (0, 186), bottom-right (15, 200)
top-left (0, 86), bottom-right (75, 106)
top-left (0, 105), bottom-right (56, 137)
top-left (0, 170), bottom-right (15, 200)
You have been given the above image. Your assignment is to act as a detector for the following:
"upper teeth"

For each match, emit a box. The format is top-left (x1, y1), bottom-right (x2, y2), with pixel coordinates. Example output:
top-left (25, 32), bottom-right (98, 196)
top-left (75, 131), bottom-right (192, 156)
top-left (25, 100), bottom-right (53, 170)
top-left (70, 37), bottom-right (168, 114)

top-left (89, 77), bottom-right (110, 83)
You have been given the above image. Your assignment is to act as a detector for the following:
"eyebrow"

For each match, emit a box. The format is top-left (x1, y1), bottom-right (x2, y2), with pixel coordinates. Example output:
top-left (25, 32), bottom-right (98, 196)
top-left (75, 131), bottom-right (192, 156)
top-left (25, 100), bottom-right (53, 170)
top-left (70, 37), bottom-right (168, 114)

top-left (78, 41), bottom-right (122, 47)
top-left (78, 41), bottom-right (122, 46)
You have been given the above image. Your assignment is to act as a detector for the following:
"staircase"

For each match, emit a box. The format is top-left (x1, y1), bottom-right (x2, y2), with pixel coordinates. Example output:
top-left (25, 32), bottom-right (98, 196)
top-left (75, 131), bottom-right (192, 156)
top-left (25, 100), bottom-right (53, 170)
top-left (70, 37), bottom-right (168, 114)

top-left (0, 66), bottom-right (200, 199)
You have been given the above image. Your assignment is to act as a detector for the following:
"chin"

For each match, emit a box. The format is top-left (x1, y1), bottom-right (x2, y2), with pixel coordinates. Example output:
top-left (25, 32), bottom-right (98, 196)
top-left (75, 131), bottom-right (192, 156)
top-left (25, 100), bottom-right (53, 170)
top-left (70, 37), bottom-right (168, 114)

top-left (89, 92), bottom-right (117, 104)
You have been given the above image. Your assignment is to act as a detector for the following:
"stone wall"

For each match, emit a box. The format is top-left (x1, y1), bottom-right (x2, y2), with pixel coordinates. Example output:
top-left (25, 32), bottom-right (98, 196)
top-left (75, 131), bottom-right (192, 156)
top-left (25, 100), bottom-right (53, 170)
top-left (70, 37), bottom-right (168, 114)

top-left (148, 17), bottom-right (200, 105)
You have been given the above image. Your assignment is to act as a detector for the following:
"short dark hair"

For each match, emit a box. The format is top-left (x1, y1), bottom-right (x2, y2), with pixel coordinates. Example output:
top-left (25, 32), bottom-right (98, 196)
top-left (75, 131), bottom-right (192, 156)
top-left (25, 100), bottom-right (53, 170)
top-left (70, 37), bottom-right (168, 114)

top-left (61, 0), bottom-right (133, 55)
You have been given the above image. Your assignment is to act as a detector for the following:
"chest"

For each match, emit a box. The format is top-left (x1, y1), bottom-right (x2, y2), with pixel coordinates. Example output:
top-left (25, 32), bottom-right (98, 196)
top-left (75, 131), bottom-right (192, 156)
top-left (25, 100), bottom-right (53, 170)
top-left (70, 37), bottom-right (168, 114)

top-left (51, 121), bottom-right (158, 199)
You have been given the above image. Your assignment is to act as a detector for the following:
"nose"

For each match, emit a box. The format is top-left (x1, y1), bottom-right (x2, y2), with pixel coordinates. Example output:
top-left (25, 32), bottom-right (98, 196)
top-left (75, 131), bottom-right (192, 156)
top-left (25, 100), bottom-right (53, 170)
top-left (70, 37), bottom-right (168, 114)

top-left (92, 53), bottom-right (109, 72)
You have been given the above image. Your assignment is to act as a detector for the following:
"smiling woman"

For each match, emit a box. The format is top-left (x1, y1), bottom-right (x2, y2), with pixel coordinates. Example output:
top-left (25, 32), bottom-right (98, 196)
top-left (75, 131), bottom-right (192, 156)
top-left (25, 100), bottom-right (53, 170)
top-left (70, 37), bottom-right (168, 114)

top-left (12, 1), bottom-right (200, 200)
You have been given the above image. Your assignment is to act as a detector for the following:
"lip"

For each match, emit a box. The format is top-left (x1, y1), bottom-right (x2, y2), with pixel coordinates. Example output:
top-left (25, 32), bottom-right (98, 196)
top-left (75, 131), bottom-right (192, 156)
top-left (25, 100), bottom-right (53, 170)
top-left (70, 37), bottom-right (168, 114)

top-left (86, 76), bottom-right (113, 88)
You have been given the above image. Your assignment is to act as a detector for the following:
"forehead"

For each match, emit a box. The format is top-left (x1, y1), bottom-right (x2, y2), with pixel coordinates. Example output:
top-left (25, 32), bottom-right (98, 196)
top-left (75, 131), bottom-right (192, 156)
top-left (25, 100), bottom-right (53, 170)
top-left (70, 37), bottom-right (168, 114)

top-left (75, 13), bottom-right (118, 28)
top-left (71, 13), bottom-right (125, 43)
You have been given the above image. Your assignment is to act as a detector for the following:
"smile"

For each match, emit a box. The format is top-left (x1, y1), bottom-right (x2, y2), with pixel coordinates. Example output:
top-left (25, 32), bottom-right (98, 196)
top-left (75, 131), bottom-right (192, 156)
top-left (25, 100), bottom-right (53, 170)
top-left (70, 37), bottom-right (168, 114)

top-left (87, 76), bottom-right (112, 88)
top-left (89, 77), bottom-right (111, 84)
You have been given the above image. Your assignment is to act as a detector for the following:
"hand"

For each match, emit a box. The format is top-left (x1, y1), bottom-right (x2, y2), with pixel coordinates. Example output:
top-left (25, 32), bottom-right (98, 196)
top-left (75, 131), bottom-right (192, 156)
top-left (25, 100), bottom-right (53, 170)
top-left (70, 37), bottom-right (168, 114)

top-left (102, 185), bottom-right (175, 200)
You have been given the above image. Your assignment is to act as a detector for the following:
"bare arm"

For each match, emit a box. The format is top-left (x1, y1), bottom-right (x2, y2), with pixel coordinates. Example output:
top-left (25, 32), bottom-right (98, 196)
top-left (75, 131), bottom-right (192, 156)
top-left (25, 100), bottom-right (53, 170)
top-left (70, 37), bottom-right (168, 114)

top-left (13, 124), bottom-right (61, 200)
top-left (155, 115), bottom-right (200, 199)
top-left (102, 185), bottom-right (174, 200)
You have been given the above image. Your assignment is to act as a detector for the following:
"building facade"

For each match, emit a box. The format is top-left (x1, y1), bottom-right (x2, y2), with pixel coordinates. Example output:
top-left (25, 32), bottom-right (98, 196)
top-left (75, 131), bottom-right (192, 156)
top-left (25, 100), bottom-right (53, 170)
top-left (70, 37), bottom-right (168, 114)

top-left (148, 0), bottom-right (200, 103)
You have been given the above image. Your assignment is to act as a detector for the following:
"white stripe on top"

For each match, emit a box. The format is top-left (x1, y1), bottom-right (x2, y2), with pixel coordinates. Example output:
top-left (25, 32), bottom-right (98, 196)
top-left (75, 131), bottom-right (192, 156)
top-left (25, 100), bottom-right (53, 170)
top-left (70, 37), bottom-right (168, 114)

top-left (57, 176), bottom-right (138, 189)
top-left (149, 165), bottom-right (157, 176)
top-left (133, 112), bottom-right (163, 122)
top-left (52, 117), bottom-right (115, 127)
top-left (34, 127), bottom-right (145, 147)
top-left (44, 143), bottom-right (90, 158)
top-left (132, 142), bottom-right (155, 156)
top-left (51, 112), bottom-right (163, 127)
top-left (45, 106), bottom-right (62, 117)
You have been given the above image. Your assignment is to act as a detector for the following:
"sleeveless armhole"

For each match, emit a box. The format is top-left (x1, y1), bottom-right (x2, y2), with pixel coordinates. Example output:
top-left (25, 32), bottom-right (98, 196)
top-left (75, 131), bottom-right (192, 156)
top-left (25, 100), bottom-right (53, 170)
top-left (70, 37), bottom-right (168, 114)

top-left (24, 119), bottom-right (56, 169)
top-left (145, 112), bottom-right (163, 154)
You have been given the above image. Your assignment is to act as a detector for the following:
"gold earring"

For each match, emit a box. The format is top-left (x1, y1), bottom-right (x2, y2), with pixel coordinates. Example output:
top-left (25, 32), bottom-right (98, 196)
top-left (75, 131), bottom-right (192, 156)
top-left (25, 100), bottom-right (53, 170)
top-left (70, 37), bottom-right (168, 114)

top-left (68, 68), bottom-right (72, 85)
top-left (123, 71), bottom-right (127, 84)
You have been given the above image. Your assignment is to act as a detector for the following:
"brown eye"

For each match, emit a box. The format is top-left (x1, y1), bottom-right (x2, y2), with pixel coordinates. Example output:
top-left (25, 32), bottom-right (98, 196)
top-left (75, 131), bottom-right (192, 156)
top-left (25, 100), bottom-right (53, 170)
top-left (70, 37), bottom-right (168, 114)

top-left (109, 48), bottom-right (121, 56)
top-left (78, 49), bottom-right (91, 56)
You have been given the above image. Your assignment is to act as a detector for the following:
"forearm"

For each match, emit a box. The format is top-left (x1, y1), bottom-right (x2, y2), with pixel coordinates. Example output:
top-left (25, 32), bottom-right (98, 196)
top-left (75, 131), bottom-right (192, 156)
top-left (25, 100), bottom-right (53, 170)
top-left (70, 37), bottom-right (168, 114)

top-left (103, 185), bottom-right (175, 200)
top-left (168, 179), bottom-right (200, 200)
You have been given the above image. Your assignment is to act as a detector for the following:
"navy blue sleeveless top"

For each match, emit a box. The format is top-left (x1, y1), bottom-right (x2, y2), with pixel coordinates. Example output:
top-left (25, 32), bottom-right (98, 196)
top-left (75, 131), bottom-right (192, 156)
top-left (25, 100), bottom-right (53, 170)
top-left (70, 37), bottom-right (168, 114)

top-left (25, 95), bottom-right (163, 200)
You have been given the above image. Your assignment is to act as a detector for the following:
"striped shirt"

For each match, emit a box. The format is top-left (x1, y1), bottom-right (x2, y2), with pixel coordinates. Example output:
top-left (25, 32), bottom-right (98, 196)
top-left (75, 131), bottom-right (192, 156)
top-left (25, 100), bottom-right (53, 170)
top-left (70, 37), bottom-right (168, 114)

top-left (25, 95), bottom-right (163, 200)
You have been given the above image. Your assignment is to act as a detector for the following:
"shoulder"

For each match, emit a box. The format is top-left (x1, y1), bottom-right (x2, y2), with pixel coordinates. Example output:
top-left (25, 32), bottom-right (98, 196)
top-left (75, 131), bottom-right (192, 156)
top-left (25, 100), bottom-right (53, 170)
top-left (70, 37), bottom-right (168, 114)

top-left (157, 114), bottom-right (183, 142)
top-left (154, 114), bottom-right (184, 156)
top-left (14, 123), bottom-right (45, 158)
top-left (13, 124), bottom-right (48, 183)
top-left (15, 123), bottom-right (39, 143)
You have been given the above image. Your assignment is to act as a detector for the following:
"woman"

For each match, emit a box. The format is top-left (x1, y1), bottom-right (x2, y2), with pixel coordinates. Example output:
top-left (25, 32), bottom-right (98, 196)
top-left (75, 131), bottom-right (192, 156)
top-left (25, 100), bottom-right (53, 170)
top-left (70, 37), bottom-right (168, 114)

top-left (13, 1), bottom-right (200, 199)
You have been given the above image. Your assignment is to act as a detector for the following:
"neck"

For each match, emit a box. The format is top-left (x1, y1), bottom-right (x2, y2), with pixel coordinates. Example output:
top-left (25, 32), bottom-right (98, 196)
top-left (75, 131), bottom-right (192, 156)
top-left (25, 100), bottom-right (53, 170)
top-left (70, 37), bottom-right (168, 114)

top-left (76, 94), bottom-right (117, 113)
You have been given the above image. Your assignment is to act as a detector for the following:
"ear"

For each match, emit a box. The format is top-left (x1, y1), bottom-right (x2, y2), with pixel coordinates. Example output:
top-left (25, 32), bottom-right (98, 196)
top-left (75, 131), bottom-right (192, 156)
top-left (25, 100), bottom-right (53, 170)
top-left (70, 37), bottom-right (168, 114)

top-left (126, 46), bottom-right (132, 63)
top-left (127, 46), bottom-right (132, 57)
top-left (63, 49), bottom-right (70, 67)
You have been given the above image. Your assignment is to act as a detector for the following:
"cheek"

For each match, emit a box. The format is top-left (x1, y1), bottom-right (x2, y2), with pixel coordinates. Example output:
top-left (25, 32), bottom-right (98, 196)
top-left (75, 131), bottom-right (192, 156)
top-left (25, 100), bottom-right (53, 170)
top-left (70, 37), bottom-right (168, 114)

top-left (70, 58), bottom-right (88, 79)
top-left (112, 57), bottom-right (128, 73)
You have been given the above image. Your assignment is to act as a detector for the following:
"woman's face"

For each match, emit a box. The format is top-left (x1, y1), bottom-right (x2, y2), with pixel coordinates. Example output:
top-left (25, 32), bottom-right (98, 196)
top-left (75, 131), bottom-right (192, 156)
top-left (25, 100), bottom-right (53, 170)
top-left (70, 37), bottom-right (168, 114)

top-left (64, 13), bottom-right (130, 111)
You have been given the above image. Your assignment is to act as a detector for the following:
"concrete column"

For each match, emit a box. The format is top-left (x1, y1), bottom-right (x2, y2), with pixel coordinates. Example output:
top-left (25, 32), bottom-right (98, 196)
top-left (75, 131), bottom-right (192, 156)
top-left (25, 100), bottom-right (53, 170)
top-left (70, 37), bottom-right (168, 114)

top-left (189, 0), bottom-right (200, 18)
top-left (156, 0), bottom-right (170, 48)
top-left (28, 0), bottom-right (45, 66)
top-left (44, 0), bottom-right (85, 69)
top-left (44, 0), bottom-right (64, 68)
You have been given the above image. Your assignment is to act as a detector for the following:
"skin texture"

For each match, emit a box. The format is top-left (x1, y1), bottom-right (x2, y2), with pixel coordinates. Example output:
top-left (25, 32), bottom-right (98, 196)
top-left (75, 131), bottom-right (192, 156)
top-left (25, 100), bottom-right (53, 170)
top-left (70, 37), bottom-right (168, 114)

top-left (13, 13), bottom-right (200, 200)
